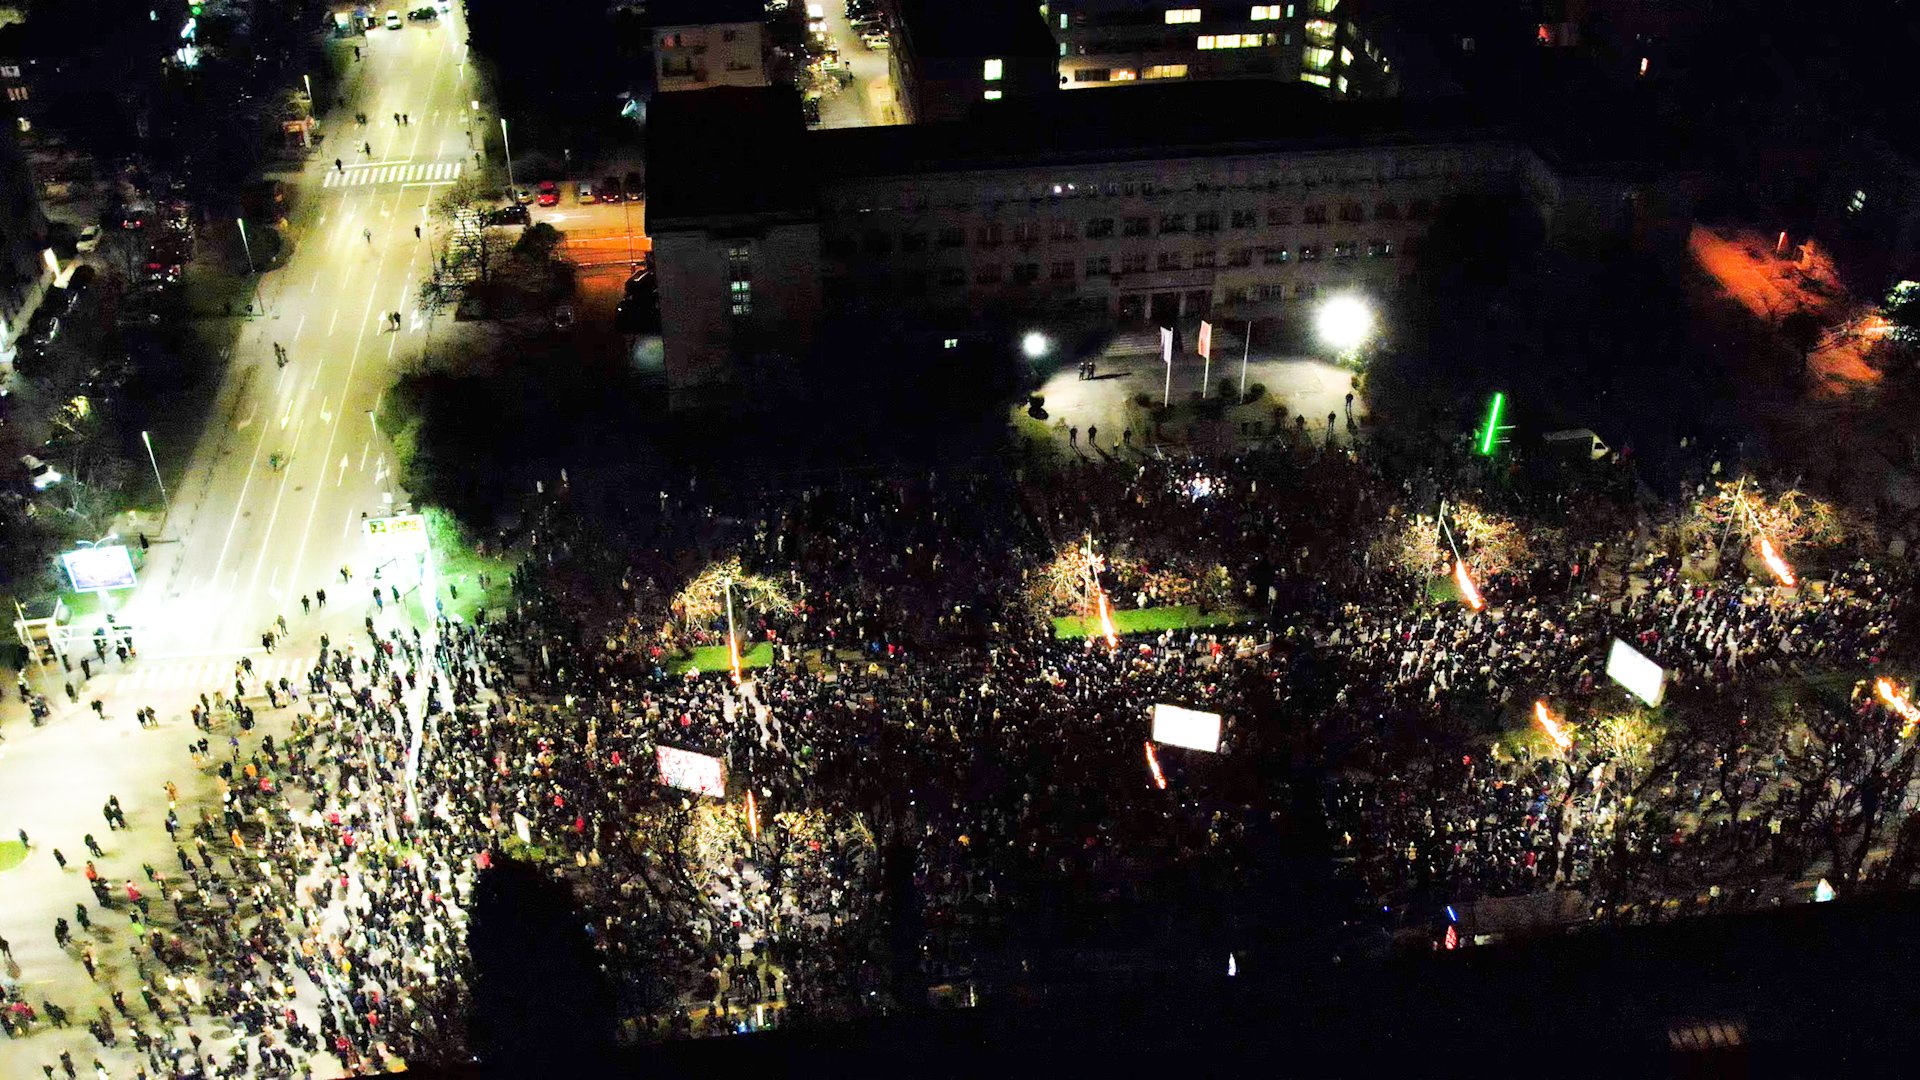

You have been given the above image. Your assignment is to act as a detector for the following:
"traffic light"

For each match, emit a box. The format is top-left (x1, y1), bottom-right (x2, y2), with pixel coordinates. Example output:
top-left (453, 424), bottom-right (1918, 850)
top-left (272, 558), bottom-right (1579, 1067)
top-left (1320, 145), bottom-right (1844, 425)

top-left (1474, 391), bottom-right (1512, 456)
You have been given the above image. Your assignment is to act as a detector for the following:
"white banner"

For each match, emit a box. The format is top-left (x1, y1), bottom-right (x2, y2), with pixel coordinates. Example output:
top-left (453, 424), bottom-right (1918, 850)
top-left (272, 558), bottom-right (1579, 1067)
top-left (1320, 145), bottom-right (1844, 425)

top-left (1152, 703), bottom-right (1222, 753)
top-left (1161, 325), bottom-right (1174, 364)
top-left (1197, 320), bottom-right (1212, 360)
top-left (1606, 637), bottom-right (1666, 707)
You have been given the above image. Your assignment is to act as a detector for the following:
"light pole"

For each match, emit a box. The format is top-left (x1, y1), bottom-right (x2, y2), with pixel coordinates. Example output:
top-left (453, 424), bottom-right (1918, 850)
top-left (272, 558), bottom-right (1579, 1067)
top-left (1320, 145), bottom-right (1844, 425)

top-left (236, 218), bottom-right (264, 316)
top-left (1239, 319), bottom-right (1253, 402)
top-left (140, 431), bottom-right (169, 518)
top-left (499, 117), bottom-right (517, 199)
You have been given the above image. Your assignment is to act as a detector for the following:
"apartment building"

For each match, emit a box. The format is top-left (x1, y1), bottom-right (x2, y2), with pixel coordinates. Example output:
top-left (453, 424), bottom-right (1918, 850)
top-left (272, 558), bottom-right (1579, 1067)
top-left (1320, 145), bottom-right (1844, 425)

top-left (1049, 0), bottom-right (1396, 97)
top-left (648, 83), bottom-right (1687, 406)
top-left (649, 0), bottom-right (769, 93)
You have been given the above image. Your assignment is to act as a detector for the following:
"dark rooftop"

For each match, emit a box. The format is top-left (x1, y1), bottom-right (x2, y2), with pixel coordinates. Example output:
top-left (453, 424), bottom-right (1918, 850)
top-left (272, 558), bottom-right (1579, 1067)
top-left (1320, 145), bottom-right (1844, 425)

top-left (892, 0), bottom-right (1056, 59)
top-left (641, 0), bottom-right (767, 28)
top-left (646, 87), bottom-right (815, 225)
top-left (810, 80), bottom-right (1503, 180)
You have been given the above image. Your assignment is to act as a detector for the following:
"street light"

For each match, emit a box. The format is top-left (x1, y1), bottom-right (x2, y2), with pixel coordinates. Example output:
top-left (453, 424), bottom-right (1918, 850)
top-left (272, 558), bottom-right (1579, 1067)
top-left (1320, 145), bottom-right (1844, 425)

top-left (1021, 331), bottom-right (1049, 359)
top-left (140, 431), bottom-right (169, 518)
top-left (499, 117), bottom-right (517, 200)
top-left (1315, 293), bottom-right (1374, 355)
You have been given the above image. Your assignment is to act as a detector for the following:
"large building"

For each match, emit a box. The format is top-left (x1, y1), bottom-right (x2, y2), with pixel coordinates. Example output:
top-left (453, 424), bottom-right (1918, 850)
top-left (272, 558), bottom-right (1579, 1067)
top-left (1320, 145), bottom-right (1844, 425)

top-left (647, 82), bottom-right (1688, 407)
top-left (0, 103), bottom-right (48, 375)
top-left (1049, 0), bottom-right (1397, 97)
top-left (886, 0), bottom-right (1058, 124)
top-left (648, 0), bottom-right (769, 93)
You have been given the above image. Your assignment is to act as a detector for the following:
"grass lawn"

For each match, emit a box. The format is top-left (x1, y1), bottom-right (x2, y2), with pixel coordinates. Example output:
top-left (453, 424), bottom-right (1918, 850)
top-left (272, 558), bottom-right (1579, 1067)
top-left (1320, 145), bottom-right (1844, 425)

top-left (1052, 604), bottom-right (1255, 640)
top-left (0, 840), bottom-right (26, 872)
top-left (669, 641), bottom-right (775, 675)
top-left (399, 509), bottom-right (517, 625)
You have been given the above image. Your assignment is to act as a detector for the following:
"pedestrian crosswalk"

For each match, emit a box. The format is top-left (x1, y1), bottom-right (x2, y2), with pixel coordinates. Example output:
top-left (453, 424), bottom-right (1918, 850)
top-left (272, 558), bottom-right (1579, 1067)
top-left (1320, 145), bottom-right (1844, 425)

top-left (322, 160), bottom-right (465, 188)
top-left (102, 654), bottom-right (312, 696)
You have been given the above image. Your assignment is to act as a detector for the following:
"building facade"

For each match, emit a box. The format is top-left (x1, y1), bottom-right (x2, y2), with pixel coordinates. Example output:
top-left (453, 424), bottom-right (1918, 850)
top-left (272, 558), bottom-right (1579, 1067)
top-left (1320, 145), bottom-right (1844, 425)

top-left (649, 0), bottom-right (769, 92)
top-left (887, 0), bottom-right (1058, 124)
top-left (649, 84), bottom-right (1684, 405)
top-left (1049, 0), bottom-right (1396, 97)
top-left (0, 102), bottom-right (47, 373)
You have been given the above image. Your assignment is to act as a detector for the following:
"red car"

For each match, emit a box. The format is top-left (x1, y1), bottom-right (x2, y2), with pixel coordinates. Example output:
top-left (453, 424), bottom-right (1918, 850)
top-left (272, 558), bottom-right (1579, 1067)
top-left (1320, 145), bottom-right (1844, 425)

top-left (535, 181), bottom-right (559, 207)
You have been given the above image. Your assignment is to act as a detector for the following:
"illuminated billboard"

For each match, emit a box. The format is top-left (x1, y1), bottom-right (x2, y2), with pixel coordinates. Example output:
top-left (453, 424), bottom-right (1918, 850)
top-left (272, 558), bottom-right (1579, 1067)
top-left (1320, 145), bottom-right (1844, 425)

top-left (1606, 638), bottom-right (1666, 707)
top-left (60, 545), bottom-right (137, 592)
top-left (363, 513), bottom-right (429, 556)
top-left (656, 745), bottom-right (727, 798)
top-left (1152, 703), bottom-right (1222, 753)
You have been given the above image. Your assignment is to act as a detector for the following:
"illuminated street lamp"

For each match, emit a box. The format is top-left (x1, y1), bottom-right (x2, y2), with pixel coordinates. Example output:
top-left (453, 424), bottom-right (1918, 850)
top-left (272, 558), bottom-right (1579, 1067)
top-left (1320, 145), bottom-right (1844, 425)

top-left (1315, 293), bottom-right (1374, 355)
top-left (1022, 331), bottom-right (1049, 359)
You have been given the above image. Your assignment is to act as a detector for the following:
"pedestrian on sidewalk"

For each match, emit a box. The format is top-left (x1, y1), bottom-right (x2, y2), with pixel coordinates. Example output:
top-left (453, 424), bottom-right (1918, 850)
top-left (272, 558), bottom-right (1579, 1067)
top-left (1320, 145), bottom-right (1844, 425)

top-left (74, 904), bottom-right (90, 930)
top-left (85, 834), bottom-right (104, 858)
top-left (317, 588), bottom-right (329, 607)
top-left (52, 848), bottom-right (66, 870)
top-left (90, 699), bottom-right (104, 720)
top-left (0, 933), bottom-right (11, 959)
top-left (301, 595), bottom-right (311, 614)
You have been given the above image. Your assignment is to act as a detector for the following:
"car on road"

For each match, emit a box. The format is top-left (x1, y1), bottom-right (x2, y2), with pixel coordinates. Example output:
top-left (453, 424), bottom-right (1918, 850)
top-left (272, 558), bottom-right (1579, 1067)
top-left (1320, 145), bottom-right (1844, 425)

top-left (624, 170), bottom-right (645, 201)
top-left (551, 304), bottom-right (574, 330)
top-left (599, 176), bottom-right (622, 203)
top-left (75, 225), bottom-right (103, 252)
top-left (408, 6), bottom-right (437, 19)
top-left (384, 10), bottom-right (402, 29)
top-left (536, 180), bottom-right (559, 206)
top-left (861, 31), bottom-right (889, 49)
top-left (576, 181), bottom-right (594, 204)
top-left (116, 208), bottom-right (146, 230)
top-left (20, 455), bottom-right (61, 491)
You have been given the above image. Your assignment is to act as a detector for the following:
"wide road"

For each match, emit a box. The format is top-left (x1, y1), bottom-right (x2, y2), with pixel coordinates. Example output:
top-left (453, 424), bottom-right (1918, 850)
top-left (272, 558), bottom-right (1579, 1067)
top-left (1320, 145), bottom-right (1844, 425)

top-left (122, 11), bottom-right (479, 659)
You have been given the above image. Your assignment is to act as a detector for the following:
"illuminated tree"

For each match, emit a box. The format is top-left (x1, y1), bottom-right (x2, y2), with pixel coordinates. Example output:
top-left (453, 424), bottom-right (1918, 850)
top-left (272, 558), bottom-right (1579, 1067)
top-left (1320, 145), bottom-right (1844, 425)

top-left (1368, 509), bottom-right (1444, 579)
top-left (666, 557), bottom-right (795, 633)
top-left (1369, 502), bottom-right (1536, 581)
top-left (1683, 480), bottom-right (1855, 557)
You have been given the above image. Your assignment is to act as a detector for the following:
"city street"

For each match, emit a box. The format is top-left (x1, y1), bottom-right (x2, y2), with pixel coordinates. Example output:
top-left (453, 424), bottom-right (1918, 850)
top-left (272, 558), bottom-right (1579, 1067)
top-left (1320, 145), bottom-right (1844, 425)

top-left (120, 14), bottom-right (479, 660)
top-left (1, 11), bottom-right (484, 1078)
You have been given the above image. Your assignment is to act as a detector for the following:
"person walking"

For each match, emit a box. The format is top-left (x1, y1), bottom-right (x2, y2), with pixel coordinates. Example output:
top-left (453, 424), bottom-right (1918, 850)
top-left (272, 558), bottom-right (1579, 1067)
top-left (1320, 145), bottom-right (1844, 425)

top-left (84, 834), bottom-right (104, 858)
top-left (0, 932), bottom-right (12, 960)
top-left (317, 588), bottom-right (329, 608)
top-left (301, 595), bottom-right (312, 615)
top-left (335, 157), bottom-right (344, 173)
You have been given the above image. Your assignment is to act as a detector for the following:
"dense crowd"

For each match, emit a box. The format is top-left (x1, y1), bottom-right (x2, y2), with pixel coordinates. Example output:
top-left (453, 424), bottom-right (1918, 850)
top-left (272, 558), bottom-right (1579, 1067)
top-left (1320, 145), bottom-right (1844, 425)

top-left (6, 434), bottom-right (1916, 1076)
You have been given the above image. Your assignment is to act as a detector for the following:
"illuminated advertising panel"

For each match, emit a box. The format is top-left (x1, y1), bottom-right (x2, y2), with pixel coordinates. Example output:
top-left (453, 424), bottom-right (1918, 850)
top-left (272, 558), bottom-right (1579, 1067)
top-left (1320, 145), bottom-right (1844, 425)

top-left (1152, 703), bottom-right (1222, 753)
top-left (363, 514), bottom-right (430, 556)
top-left (60, 545), bottom-right (137, 592)
top-left (656, 744), bottom-right (727, 798)
top-left (1606, 637), bottom-right (1666, 707)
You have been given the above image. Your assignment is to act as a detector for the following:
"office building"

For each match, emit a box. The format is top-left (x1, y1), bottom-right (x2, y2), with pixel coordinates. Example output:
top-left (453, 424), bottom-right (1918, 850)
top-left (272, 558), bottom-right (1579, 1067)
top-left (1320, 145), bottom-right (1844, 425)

top-left (887, 0), bottom-right (1058, 123)
top-left (1049, 0), bottom-right (1396, 97)
top-left (648, 0), bottom-right (770, 93)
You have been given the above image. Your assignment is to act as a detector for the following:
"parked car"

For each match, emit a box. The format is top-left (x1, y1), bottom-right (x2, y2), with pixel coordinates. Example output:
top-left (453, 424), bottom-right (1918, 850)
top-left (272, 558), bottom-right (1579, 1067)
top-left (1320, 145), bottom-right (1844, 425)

top-left (486, 204), bottom-right (530, 227)
top-left (385, 10), bottom-right (403, 30)
top-left (75, 225), bottom-right (103, 252)
top-left (407, 6), bottom-right (437, 19)
top-left (551, 304), bottom-right (574, 330)
top-left (599, 177), bottom-right (622, 203)
top-left (536, 180), bottom-right (559, 206)
top-left (20, 455), bottom-right (61, 491)
top-left (511, 186), bottom-right (533, 205)
top-left (624, 171), bottom-right (645, 201)
top-left (861, 31), bottom-right (889, 49)
top-left (576, 181), bottom-right (594, 204)
top-left (116, 208), bottom-right (147, 231)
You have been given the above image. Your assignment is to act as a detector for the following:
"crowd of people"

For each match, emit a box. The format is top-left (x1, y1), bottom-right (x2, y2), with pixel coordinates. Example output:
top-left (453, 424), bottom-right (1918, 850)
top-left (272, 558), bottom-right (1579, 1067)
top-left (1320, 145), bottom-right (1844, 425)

top-left (4, 431), bottom-right (1915, 1076)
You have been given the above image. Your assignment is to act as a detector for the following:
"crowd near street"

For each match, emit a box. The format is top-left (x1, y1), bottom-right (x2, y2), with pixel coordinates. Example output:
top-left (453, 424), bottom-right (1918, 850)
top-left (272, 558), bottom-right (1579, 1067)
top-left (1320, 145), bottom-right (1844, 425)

top-left (2, 424), bottom-right (1916, 1076)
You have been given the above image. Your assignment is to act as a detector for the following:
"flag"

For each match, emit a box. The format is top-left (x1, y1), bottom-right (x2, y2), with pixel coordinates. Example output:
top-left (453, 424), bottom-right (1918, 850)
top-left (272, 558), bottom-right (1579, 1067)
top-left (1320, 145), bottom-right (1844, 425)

top-left (1197, 320), bottom-right (1212, 360)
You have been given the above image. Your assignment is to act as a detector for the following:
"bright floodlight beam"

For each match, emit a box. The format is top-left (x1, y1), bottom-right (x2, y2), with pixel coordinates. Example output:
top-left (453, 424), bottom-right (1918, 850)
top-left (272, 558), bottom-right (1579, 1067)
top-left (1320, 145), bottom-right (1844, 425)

top-left (1022, 331), bottom-right (1050, 359)
top-left (1453, 559), bottom-right (1484, 611)
top-left (1315, 293), bottom-right (1373, 354)
top-left (1876, 677), bottom-right (1920, 736)
top-left (1756, 534), bottom-right (1796, 587)
top-left (1144, 740), bottom-right (1167, 789)
top-left (1533, 700), bottom-right (1573, 752)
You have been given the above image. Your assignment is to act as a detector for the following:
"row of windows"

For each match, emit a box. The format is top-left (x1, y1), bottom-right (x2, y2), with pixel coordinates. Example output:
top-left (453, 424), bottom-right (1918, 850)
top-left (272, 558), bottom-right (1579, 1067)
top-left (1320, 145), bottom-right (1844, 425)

top-left (833, 240), bottom-right (1398, 288)
top-left (829, 199), bottom-right (1430, 255)
top-left (1165, 4), bottom-right (1304, 24)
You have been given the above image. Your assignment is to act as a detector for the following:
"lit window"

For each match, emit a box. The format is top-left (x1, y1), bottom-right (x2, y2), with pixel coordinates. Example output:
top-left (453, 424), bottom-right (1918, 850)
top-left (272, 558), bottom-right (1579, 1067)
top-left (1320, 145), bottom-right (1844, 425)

top-left (1143, 64), bottom-right (1188, 79)
top-left (1300, 71), bottom-right (1330, 88)
top-left (1313, 0), bottom-right (1337, 11)
top-left (1337, 75), bottom-right (1348, 93)
top-left (1250, 4), bottom-right (1282, 18)
top-left (944, 337), bottom-right (959, 348)
top-left (983, 58), bottom-right (1003, 81)
top-left (1303, 46), bottom-right (1333, 69)
top-left (1059, 12), bottom-right (1068, 28)
top-left (1340, 46), bottom-right (1353, 65)
top-left (1165, 8), bottom-right (1201, 23)
top-left (729, 279), bottom-right (752, 316)
top-left (1848, 189), bottom-right (1868, 214)
top-left (1110, 68), bottom-right (1137, 81)
top-left (1200, 34), bottom-right (1267, 49)
top-left (1304, 19), bottom-right (1335, 45)
top-left (983, 89), bottom-right (1003, 100)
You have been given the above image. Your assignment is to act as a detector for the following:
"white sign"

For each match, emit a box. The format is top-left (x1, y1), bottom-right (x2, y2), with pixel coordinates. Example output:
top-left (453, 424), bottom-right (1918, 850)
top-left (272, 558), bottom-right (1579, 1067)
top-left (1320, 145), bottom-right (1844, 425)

top-left (1606, 637), bottom-right (1666, 707)
top-left (657, 745), bottom-right (727, 798)
top-left (60, 545), bottom-right (136, 592)
top-left (363, 513), bottom-right (429, 556)
top-left (1152, 703), bottom-right (1222, 753)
